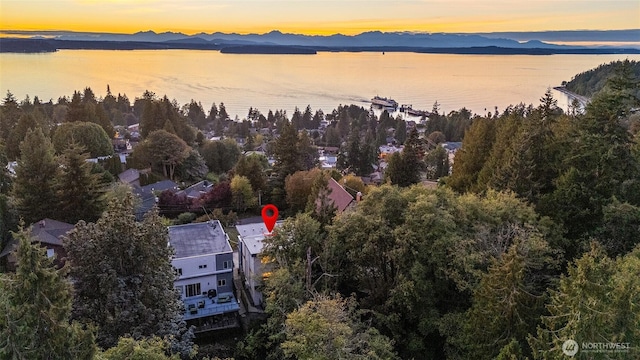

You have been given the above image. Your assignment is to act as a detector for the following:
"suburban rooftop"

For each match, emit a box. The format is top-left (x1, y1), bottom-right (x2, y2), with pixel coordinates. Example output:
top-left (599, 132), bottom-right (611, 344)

top-left (168, 220), bottom-right (231, 258)
top-left (236, 221), bottom-right (282, 256)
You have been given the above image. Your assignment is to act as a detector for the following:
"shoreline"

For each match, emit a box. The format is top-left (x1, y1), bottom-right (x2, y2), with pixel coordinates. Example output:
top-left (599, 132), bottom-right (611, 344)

top-left (552, 86), bottom-right (590, 107)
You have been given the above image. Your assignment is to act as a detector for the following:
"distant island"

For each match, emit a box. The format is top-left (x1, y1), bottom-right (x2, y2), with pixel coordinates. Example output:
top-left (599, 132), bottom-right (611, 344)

top-left (2, 38), bottom-right (640, 55)
top-left (220, 45), bottom-right (316, 54)
top-left (1, 29), bottom-right (639, 54)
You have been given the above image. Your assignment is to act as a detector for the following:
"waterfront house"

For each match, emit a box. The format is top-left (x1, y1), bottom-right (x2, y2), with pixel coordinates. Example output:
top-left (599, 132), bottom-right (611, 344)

top-left (168, 221), bottom-right (239, 332)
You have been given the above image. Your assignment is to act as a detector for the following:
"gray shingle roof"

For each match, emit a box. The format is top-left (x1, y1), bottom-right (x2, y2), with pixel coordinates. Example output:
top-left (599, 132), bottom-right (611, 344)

top-left (168, 221), bottom-right (231, 258)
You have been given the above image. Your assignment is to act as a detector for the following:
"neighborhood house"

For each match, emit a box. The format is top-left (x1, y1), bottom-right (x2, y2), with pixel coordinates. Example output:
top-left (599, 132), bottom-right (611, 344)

top-left (236, 222), bottom-right (279, 308)
top-left (168, 220), bottom-right (240, 332)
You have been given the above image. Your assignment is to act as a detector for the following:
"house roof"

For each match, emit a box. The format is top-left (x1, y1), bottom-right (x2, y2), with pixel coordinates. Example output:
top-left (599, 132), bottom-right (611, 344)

top-left (118, 169), bottom-right (140, 184)
top-left (0, 218), bottom-right (74, 258)
top-left (130, 180), bottom-right (179, 220)
top-left (236, 222), bottom-right (282, 256)
top-left (169, 221), bottom-right (231, 259)
top-left (441, 142), bottom-right (462, 151)
top-left (325, 178), bottom-right (355, 213)
top-left (178, 180), bottom-right (213, 199)
top-left (140, 180), bottom-right (179, 194)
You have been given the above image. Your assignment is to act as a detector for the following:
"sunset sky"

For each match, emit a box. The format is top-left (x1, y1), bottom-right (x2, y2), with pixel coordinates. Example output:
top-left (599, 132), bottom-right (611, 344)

top-left (1, 0), bottom-right (639, 35)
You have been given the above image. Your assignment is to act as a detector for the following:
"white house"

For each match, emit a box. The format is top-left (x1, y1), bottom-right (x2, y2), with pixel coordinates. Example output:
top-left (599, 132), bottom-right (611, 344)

top-left (236, 222), bottom-right (280, 308)
top-left (168, 221), bottom-right (239, 325)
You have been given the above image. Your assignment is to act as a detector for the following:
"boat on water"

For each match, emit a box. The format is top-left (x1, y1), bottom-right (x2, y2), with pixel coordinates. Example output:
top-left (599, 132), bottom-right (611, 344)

top-left (371, 96), bottom-right (398, 110)
top-left (371, 96), bottom-right (431, 120)
top-left (399, 104), bottom-right (428, 117)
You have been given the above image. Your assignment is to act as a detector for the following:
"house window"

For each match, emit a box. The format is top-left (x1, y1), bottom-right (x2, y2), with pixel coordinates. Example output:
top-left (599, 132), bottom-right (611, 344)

top-left (185, 283), bottom-right (201, 297)
top-left (223, 261), bottom-right (230, 269)
top-left (218, 279), bottom-right (226, 287)
top-left (46, 248), bottom-right (55, 258)
top-left (176, 268), bottom-right (183, 276)
top-left (199, 264), bottom-right (207, 269)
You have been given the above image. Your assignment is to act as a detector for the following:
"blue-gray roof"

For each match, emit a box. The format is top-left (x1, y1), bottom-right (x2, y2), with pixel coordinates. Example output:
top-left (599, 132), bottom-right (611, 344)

top-left (169, 221), bottom-right (231, 258)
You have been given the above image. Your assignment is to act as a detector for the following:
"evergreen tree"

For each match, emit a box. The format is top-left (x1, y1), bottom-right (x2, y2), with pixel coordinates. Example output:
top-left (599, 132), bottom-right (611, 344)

top-left (395, 118), bottom-right (407, 144)
top-left (140, 100), bottom-right (160, 138)
top-left (6, 113), bottom-right (38, 161)
top-left (386, 128), bottom-right (422, 186)
top-left (291, 106), bottom-right (303, 130)
top-left (301, 105), bottom-right (312, 129)
top-left (64, 194), bottom-right (194, 356)
top-left (547, 76), bottom-right (640, 240)
top-left (218, 102), bottom-right (229, 121)
top-left (175, 148), bottom-right (207, 182)
top-left (456, 235), bottom-right (556, 360)
top-left (0, 91), bottom-right (21, 143)
top-left (0, 226), bottom-right (96, 359)
top-left (235, 154), bottom-right (268, 192)
top-left (273, 121), bottom-right (303, 180)
top-left (0, 142), bottom-right (17, 251)
top-left (448, 116), bottom-right (496, 192)
top-left (94, 103), bottom-right (115, 138)
top-left (529, 243), bottom-right (640, 359)
top-left (311, 109), bottom-right (323, 130)
top-left (343, 123), bottom-right (362, 174)
top-left (492, 91), bottom-right (561, 204)
top-left (66, 91), bottom-right (86, 122)
top-left (12, 127), bottom-right (59, 224)
top-left (186, 100), bottom-right (206, 129)
top-left (208, 102), bottom-right (218, 123)
top-left (55, 143), bottom-right (106, 224)
top-left (424, 145), bottom-right (449, 179)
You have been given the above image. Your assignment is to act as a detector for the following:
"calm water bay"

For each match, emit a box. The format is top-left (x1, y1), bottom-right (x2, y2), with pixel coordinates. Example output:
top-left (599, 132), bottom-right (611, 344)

top-left (1, 50), bottom-right (638, 118)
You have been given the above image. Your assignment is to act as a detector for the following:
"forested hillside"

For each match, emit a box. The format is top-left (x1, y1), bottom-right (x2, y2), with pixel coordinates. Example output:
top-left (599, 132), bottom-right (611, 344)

top-left (564, 59), bottom-right (640, 97)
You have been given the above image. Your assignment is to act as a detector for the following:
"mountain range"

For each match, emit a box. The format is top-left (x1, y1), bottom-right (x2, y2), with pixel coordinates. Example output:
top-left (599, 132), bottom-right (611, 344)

top-left (2, 29), bottom-right (639, 49)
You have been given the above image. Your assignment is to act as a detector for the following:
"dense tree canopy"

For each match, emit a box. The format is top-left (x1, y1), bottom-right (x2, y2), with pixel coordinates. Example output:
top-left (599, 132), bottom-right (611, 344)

top-left (11, 127), bottom-right (59, 224)
top-left (529, 243), bottom-right (640, 359)
top-left (55, 143), bottom-right (106, 224)
top-left (52, 121), bottom-right (114, 158)
top-left (133, 129), bottom-right (190, 180)
top-left (64, 194), bottom-right (194, 356)
top-left (564, 59), bottom-right (640, 97)
top-left (0, 227), bottom-right (96, 359)
top-left (200, 139), bottom-right (241, 174)
top-left (282, 295), bottom-right (398, 360)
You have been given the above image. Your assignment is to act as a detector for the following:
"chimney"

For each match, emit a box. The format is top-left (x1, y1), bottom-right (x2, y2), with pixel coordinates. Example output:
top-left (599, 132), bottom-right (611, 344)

top-left (356, 192), bottom-right (362, 203)
top-left (39, 220), bottom-right (46, 228)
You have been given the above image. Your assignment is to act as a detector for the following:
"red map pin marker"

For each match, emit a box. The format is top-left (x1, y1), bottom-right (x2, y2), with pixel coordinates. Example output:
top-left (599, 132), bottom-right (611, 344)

top-left (261, 204), bottom-right (278, 233)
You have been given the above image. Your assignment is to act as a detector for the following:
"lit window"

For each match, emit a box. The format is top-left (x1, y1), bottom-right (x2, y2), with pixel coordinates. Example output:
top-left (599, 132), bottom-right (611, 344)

top-left (46, 248), bottom-right (55, 258)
